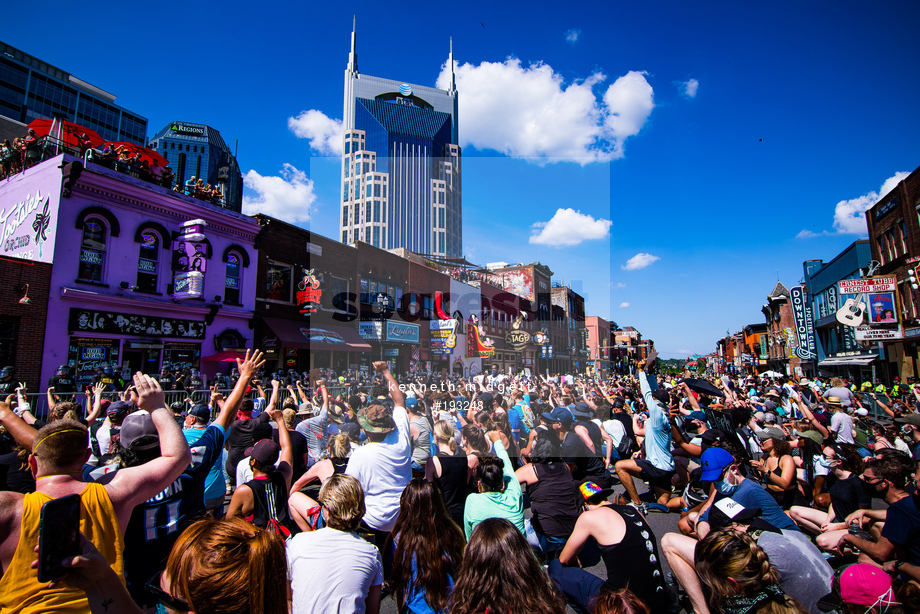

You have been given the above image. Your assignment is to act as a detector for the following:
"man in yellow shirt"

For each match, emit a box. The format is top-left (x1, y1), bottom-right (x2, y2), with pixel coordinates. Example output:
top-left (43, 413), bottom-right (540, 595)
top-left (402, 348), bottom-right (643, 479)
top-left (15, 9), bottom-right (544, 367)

top-left (0, 373), bottom-right (191, 613)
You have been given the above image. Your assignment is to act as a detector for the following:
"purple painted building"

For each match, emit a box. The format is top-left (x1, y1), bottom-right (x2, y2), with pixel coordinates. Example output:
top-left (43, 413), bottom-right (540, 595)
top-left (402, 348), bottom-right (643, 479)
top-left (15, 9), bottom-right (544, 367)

top-left (29, 154), bottom-right (258, 389)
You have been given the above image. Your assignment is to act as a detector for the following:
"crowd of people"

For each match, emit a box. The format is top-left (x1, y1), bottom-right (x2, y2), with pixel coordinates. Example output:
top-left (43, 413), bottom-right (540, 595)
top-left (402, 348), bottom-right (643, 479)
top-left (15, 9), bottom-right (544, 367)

top-left (173, 175), bottom-right (224, 205)
top-left (0, 128), bottom-right (45, 179)
top-left (3, 352), bottom-right (920, 613)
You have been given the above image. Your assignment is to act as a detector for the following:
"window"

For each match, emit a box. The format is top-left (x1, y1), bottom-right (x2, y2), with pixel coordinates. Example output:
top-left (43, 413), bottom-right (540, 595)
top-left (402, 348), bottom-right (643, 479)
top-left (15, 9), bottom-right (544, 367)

top-left (328, 276), bottom-right (351, 313)
top-left (78, 219), bottom-right (106, 282)
top-left (901, 220), bottom-right (908, 253)
top-left (192, 145), bottom-right (197, 153)
top-left (170, 142), bottom-right (175, 149)
top-left (185, 144), bottom-right (189, 152)
top-left (343, 162), bottom-right (349, 178)
top-left (342, 231), bottom-right (348, 243)
top-left (136, 232), bottom-right (159, 292)
top-left (343, 182), bottom-right (349, 202)
top-left (373, 226), bottom-right (380, 247)
top-left (265, 262), bottom-right (293, 302)
top-left (342, 206), bottom-right (348, 227)
top-left (355, 178), bottom-right (361, 197)
top-left (354, 206), bottom-right (360, 224)
top-left (361, 278), bottom-right (370, 304)
top-left (365, 227), bottom-right (371, 243)
top-left (365, 205), bottom-right (371, 223)
top-left (374, 201), bottom-right (380, 222)
top-left (374, 183), bottom-right (381, 197)
top-left (225, 253), bottom-right (241, 304)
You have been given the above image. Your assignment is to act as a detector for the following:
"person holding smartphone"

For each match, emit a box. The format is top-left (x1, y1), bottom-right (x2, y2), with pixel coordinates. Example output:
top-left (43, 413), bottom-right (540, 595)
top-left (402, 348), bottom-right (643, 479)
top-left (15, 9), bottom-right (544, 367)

top-left (0, 372), bottom-right (192, 611)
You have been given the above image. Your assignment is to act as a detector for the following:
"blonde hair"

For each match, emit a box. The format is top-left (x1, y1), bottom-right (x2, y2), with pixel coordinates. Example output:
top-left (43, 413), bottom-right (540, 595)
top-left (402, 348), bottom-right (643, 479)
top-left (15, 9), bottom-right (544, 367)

top-left (434, 420), bottom-right (458, 453)
top-left (32, 420), bottom-right (88, 470)
top-left (281, 408), bottom-right (296, 428)
top-left (695, 529), bottom-right (805, 614)
top-left (318, 473), bottom-right (365, 531)
top-left (326, 433), bottom-right (351, 460)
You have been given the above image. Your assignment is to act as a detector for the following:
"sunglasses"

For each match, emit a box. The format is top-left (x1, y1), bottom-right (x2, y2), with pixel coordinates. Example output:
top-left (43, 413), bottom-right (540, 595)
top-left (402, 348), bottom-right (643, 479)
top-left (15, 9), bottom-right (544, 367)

top-left (145, 572), bottom-right (190, 612)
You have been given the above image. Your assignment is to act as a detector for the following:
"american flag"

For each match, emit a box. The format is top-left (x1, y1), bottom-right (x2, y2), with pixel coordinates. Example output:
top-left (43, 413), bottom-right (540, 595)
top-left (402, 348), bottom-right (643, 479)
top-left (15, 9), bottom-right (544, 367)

top-left (412, 346), bottom-right (421, 361)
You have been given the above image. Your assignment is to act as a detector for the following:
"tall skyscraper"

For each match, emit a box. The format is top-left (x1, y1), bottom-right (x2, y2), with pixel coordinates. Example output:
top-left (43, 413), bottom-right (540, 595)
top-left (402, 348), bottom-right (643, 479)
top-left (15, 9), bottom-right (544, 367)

top-left (0, 41), bottom-right (147, 145)
top-left (341, 22), bottom-right (462, 258)
top-left (149, 121), bottom-right (244, 212)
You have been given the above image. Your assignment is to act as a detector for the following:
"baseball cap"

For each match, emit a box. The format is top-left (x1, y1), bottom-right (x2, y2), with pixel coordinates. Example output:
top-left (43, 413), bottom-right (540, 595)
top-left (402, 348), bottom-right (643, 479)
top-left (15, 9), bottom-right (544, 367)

top-left (753, 411), bottom-right (766, 422)
top-left (579, 481), bottom-right (614, 503)
top-left (541, 407), bottom-right (569, 424)
top-left (120, 411), bottom-right (159, 450)
top-left (405, 398), bottom-right (418, 411)
top-left (699, 447), bottom-right (734, 482)
top-left (709, 498), bottom-right (761, 530)
top-left (895, 413), bottom-right (920, 426)
top-left (107, 400), bottom-right (133, 418)
top-left (796, 430), bottom-right (824, 446)
top-left (189, 404), bottom-right (210, 421)
top-left (755, 427), bottom-right (786, 441)
top-left (688, 410), bottom-right (707, 422)
top-left (818, 564), bottom-right (900, 610)
top-left (245, 439), bottom-right (280, 465)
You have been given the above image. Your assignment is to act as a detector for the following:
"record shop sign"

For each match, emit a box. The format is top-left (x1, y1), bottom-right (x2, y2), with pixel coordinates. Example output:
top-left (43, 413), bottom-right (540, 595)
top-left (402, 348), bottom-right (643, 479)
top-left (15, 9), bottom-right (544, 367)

top-left (505, 330), bottom-right (531, 349)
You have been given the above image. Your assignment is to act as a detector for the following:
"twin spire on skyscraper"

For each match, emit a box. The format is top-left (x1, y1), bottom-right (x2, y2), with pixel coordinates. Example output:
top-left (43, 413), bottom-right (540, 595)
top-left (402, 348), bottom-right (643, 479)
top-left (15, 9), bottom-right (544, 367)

top-left (346, 17), bottom-right (456, 95)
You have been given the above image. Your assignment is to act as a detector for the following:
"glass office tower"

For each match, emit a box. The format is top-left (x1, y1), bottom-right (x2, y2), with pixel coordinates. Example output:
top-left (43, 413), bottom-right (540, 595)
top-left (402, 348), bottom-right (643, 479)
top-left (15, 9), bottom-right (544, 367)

top-left (0, 41), bottom-right (147, 145)
top-left (340, 25), bottom-right (462, 259)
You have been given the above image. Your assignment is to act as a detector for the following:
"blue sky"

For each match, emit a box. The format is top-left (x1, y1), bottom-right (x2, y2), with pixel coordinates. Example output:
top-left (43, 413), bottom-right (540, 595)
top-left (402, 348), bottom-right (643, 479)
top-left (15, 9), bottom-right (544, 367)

top-left (6, 1), bottom-right (920, 358)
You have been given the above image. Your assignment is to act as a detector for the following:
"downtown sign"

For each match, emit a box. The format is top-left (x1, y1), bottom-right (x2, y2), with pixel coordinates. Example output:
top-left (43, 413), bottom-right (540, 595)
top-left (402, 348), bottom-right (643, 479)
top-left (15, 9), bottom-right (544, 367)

top-left (790, 286), bottom-right (816, 360)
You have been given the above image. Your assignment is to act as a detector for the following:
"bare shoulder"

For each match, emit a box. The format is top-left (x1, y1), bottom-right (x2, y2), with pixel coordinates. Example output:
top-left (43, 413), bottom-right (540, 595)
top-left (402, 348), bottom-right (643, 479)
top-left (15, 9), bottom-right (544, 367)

top-left (0, 491), bottom-right (24, 529)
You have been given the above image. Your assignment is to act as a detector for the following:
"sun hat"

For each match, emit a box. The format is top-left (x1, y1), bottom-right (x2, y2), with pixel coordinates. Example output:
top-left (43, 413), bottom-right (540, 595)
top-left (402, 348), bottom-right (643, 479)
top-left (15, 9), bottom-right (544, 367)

top-left (358, 404), bottom-right (396, 433)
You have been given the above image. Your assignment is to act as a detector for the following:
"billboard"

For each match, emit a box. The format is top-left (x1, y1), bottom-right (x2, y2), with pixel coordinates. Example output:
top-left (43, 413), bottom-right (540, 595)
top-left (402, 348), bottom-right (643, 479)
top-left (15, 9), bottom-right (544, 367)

top-left (790, 286), bottom-right (816, 360)
top-left (498, 268), bottom-right (534, 301)
top-left (838, 277), bottom-right (897, 294)
top-left (0, 159), bottom-right (63, 263)
top-left (867, 293), bottom-right (897, 323)
top-left (430, 319), bottom-right (459, 356)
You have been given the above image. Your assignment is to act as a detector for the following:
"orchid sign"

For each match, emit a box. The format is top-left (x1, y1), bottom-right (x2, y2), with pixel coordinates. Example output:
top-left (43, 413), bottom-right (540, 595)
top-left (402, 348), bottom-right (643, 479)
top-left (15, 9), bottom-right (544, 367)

top-left (0, 168), bottom-right (63, 264)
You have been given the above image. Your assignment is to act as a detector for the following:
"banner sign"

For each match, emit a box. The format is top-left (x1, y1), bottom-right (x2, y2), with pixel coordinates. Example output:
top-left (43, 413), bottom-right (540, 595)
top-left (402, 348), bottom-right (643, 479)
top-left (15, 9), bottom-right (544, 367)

top-left (790, 286), bottom-right (816, 360)
top-left (1, 174), bottom-right (61, 263)
top-left (430, 320), bottom-right (459, 356)
top-left (466, 323), bottom-right (495, 358)
top-left (296, 269), bottom-right (322, 316)
top-left (69, 308), bottom-right (206, 339)
top-left (358, 321), bottom-right (383, 340)
top-left (856, 325), bottom-right (903, 341)
top-left (172, 219), bottom-right (208, 299)
top-left (387, 321), bottom-right (419, 343)
top-left (68, 337), bottom-right (120, 389)
top-left (505, 330), bottom-right (531, 349)
top-left (867, 292), bottom-right (898, 324)
top-left (838, 277), bottom-right (897, 294)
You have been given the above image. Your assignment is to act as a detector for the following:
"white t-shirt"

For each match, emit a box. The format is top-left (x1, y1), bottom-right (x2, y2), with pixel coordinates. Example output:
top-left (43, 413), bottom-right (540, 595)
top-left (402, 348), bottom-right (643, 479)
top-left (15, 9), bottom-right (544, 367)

top-left (96, 423), bottom-right (112, 454)
top-left (602, 419), bottom-right (626, 447)
top-left (288, 527), bottom-right (383, 614)
top-left (345, 405), bottom-right (411, 531)
top-left (830, 412), bottom-right (855, 444)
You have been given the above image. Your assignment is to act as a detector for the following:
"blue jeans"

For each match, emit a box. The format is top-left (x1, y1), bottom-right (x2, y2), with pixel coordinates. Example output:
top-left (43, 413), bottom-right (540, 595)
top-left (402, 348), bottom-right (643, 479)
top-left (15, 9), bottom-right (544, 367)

top-left (548, 560), bottom-right (603, 614)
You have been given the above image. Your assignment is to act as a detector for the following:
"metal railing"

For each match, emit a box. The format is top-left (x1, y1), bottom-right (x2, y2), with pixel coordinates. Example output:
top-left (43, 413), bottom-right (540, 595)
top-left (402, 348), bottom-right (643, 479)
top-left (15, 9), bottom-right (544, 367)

top-left (17, 385), bottom-right (375, 420)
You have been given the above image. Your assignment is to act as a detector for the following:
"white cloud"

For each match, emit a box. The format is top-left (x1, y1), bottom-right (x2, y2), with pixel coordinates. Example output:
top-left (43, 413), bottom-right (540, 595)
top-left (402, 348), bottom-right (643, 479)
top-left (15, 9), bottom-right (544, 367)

top-left (529, 208), bottom-right (612, 246)
top-left (565, 29), bottom-right (581, 44)
top-left (680, 78), bottom-right (699, 98)
top-left (436, 58), bottom-right (653, 163)
top-left (242, 164), bottom-right (317, 223)
top-left (621, 253), bottom-right (660, 270)
top-left (832, 171), bottom-right (909, 234)
top-left (288, 110), bottom-right (343, 156)
top-left (619, 302), bottom-right (630, 308)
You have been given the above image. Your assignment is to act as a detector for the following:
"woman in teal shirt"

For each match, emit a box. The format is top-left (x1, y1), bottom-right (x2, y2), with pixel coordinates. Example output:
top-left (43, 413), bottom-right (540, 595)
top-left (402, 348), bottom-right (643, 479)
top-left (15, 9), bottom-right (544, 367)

top-left (463, 431), bottom-right (524, 539)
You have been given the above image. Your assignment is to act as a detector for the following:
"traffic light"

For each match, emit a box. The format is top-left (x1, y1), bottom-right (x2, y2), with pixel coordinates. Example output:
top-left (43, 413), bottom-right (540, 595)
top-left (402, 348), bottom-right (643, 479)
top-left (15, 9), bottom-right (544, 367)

top-left (909, 269), bottom-right (918, 291)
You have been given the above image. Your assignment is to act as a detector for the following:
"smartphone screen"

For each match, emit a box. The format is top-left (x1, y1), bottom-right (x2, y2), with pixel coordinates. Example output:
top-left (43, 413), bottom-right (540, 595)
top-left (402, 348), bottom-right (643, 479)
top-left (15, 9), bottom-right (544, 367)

top-left (37, 494), bottom-right (81, 583)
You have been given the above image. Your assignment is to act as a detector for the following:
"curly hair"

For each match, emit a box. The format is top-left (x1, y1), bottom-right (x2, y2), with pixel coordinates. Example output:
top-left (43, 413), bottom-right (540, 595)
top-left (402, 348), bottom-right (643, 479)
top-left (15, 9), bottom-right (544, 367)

top-left (390, 479), bottom-right (465, 613)
top-left (695, 529), bottom-right (804, 614)
top-left (448, 518), bottom-right (564, 614)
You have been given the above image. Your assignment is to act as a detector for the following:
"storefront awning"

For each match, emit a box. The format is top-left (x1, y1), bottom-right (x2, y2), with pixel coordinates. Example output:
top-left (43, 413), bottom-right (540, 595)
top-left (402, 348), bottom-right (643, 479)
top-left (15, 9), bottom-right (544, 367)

top-left (262, 318), bottom-right (371, 352)
top-left (201, 350), bottom-right (248, 362)
top-left (818, 356), bottom-right (878, 367)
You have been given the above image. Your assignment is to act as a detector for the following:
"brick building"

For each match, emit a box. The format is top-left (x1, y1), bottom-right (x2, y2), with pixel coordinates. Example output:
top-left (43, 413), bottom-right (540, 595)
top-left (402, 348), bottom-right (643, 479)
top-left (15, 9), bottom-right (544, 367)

top-left (761, 282), bottom-right (801, 376)
top-left (0, 258), bottom-right (51, 391)
top-left (865, 163), bottom-right (920, 382)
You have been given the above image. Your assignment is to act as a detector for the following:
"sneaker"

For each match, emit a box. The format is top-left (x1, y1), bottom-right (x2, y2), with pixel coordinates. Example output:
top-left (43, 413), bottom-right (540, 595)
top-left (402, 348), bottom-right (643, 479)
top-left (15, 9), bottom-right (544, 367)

top-left (627, 501), bottom-right (649, 516)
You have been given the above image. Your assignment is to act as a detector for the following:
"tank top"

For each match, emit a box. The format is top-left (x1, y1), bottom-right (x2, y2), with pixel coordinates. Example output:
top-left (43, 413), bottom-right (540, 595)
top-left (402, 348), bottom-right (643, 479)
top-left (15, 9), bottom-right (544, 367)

top-left (577, 420), bottom-right (604, 457)
top-left (597, 505), bottom-right (669, 613)
top-left (410, 416), bottom-right (433, 464)
top-left (331, 458), bottom-right (349, 475)
top-left (0, 483), bottom-right (125, 613)
top-left (244, 472), bottom-right (297, 533)
top-left (768, 459), bottom-right (796, 510)
top-left (528, 463), bottom-right (581, 538)
top-left (435, 451), bottom-right (472, 527)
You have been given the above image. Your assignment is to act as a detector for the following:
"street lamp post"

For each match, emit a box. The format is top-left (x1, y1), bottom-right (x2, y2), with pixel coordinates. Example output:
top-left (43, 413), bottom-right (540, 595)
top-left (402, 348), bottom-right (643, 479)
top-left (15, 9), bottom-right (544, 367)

top-left (376, 293), bottom-right (390, 366)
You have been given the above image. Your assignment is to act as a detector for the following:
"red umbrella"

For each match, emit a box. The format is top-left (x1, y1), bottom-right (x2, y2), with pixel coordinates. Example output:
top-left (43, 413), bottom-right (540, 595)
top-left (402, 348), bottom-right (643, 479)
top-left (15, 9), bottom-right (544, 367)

top-left (103, 141), bottom-right (168, 168)
top-left (28, 118), bottom-right (104, 149)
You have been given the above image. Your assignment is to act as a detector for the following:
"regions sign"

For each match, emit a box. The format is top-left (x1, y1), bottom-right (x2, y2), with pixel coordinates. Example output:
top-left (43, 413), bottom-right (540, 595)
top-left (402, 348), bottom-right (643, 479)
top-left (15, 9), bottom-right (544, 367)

top-left (838, 277), bottom-right (897, 294)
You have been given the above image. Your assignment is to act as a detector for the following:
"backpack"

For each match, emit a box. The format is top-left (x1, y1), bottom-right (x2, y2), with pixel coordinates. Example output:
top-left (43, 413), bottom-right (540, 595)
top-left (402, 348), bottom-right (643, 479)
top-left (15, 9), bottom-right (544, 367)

top-left (616, 434), bottom-right (636, 460)
top-left (516, 402), bottom-right (535, 431)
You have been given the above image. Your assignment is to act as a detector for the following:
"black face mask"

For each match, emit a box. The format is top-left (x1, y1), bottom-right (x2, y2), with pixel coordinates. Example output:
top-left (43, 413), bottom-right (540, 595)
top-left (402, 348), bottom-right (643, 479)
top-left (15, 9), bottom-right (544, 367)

top-left (862, 478), bottom-right (888, 499)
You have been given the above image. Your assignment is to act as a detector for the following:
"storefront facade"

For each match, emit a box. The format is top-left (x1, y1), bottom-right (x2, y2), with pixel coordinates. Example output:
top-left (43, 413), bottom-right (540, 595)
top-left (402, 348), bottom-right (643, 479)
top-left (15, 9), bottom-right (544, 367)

top-left (38, 154), bottom-right (259, 388)
top-left (253, 216), bottom-right (368, 374)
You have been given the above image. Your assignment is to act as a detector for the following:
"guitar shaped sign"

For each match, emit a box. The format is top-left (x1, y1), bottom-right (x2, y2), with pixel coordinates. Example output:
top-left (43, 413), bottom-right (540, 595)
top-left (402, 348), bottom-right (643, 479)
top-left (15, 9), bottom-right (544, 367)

top-left (835, 292), bottom-right (868, 327)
